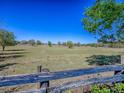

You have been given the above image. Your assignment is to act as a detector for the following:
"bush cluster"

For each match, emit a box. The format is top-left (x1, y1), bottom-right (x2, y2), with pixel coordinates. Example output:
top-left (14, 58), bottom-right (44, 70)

top-left (91, 83), bottom-right (124, 93)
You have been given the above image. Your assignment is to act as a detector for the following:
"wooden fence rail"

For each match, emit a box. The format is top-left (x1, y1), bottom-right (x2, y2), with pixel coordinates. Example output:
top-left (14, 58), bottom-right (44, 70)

top-left (1, 65), bottom-right (124, 93)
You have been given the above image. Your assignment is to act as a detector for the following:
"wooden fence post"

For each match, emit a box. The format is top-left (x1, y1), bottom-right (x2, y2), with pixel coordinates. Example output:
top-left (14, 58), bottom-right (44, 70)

top-left (114, 55), bottom-right (124, 75)
top-left (121, 55), bottom-right (124, 65)
top-left (37, 66), bottom-right (50, 93)
top-left (37, 65), bottom-right (42, 89)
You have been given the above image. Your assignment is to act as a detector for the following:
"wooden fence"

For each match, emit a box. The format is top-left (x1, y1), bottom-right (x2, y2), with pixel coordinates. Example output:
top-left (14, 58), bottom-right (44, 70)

top-left (0, 55), bottom-right (124, 93)
top-left (0, 65), bottom-right (124, 93)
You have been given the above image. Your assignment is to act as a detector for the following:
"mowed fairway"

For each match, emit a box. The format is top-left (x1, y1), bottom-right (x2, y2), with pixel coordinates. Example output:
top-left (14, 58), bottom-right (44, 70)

top-left (0, 45), bottom-right (124, 76)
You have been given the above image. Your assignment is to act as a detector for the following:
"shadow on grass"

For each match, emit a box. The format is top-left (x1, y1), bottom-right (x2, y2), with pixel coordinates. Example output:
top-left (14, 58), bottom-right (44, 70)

top-left (86, 55), bottom-right (121, 66)
top-left (0, 55), bottom-right (24, 59)
top-left (0, 49), bottom-right (27, 71)
top-left (0, 63), bottom-right (17, 71)
top-left (5, 49), bottom-right (26, 51)
top-left (0, 54), bottom-right (25, 62)
top-left (0, 49), bottom-right (28, 62)
top-left (0, 52), bottom-right (28, 55)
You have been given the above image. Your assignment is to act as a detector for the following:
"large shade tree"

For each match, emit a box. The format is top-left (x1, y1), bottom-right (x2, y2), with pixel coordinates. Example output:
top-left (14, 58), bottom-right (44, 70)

top-left (0, 29), bottom-right (15, 51)
top-left (82, 0), bottom-right (124, 44)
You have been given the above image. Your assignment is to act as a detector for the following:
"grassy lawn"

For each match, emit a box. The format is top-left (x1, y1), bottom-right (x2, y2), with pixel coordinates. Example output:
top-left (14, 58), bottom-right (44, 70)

top-left (0, 45), bottom-right (124, 76)
top-left (0, 45), bottom-right (124, 92)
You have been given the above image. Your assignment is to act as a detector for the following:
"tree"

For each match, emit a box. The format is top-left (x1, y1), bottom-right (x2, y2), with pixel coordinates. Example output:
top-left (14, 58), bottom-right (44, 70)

top-left (14, 40), bottom-right (20, 45)
top-left (77, 42), bottom-right (81, 47)
top-left (116, 23), bottom-right (124, 48)
top-left (82, 0), bottom-right (124, 44)
top-left (28, 39), bottom-right (35, 46)
top-left (62, 42), bottom-right (67, 46)
top-left (36, 40), bottom-right (42, 45)
top-left (67, 41), bottom-right (73, 48)
top-left (20, 40), bottom-right (28, 45)
top-left (48, 41), bottom-right (52, 47)
top-left (58, 41), bottom-right (61, 46)
top-left (0, 29), bottom-right (15, 51)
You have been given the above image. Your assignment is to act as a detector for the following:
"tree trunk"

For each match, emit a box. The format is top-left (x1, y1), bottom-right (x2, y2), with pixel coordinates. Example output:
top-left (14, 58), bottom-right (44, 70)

top-left (96, 43), bottom-right (98, 48)
top-left (2, 45), bottom-right (5, 51)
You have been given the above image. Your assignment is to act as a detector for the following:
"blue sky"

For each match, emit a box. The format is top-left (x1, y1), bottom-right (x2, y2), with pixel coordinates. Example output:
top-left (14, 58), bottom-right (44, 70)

top-left (0, 0), bottom-right (96, 43)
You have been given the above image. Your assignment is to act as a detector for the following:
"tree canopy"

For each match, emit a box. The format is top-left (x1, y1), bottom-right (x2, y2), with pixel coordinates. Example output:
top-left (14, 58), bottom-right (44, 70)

top-left (67, 41), bottom-right (73, 48)
top-left (36, 40), bottom-right (42, 45)
top-left (48, 41), bottom-right (52, 47)
top-left (28, 39), bottom-right (35, 46)
top-left (82, 0), bottom-right (124, 43)
top-left (0, 29), bottom-right (15, 51)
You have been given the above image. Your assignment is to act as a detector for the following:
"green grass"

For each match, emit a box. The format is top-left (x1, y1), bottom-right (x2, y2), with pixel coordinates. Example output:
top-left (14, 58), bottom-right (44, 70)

top-left (0, 45), bottom-right (124, 76)
top-left (0, 45), bottom-right (124, 92)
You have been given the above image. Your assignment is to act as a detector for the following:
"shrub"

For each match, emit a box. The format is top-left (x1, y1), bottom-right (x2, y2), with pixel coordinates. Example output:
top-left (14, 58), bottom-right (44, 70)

top-left (67, 41), bottom-right (73, 48)
top-left (28, 39), bottom-right (36, 46)
top-left (48, 41), bottom-right (52, 47)
top-left (91, 83), bottom-right (124, 93)
top-left (36, 40), bottom-right (42, 45)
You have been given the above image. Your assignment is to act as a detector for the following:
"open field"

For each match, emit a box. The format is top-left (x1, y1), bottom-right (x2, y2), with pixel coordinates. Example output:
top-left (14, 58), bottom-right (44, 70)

top-left (0, 45), bottom-right (124, 92)
top-left (0, 45), bottom-right (124, 76)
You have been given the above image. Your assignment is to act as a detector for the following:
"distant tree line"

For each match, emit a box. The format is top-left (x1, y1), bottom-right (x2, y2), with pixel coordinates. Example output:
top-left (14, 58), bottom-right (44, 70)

top-left (15, 40), bottom-right (124, 48)
top-left (80, 42), bottom-right (124, 48)
top-left (57, 41), bottom-right (81, 48)
top-left (17, 40), bottom-right (42, 46)
top-left (17, 40), bottom-right (81, 48)
top-left (1, 28), bottom-right (124, 51)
